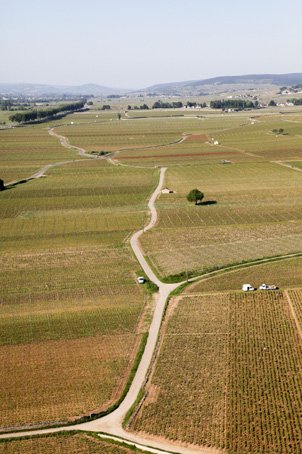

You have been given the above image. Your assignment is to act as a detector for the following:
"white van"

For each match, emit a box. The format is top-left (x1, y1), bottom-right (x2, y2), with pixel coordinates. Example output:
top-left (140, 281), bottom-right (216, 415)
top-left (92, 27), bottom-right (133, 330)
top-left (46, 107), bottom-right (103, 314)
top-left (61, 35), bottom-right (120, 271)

top-left (137, 277), bottom-right (145, 284)
top-left (242, 284), bottom-right (255, 292)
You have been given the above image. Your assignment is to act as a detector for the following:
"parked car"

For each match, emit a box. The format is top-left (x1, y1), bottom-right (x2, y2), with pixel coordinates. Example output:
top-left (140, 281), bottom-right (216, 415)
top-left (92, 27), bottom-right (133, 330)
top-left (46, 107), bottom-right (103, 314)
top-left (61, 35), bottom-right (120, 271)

top-left (137, 277), bottom-right (145, 284)
top-left (242, 284), bottom-right (256, 291)
top-left (259, 283), bottom-right (278, 290)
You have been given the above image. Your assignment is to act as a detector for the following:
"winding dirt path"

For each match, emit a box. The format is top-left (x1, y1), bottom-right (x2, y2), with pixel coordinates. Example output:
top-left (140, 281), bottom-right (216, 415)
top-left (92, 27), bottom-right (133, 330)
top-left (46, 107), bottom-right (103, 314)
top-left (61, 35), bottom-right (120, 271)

top-left (48, 127), bottom-right (97, 158)
top-left (0, 130), bottom-right (218, 452)
top-left (2, 122), bottom-right (302, 453)
top-left (2, 125), bottom-right (301, 453)
top-left (4, 127), bottom-right (96, 188)
top-left (0, 158), bottom-right (216, 453)
top-left (5, 159), bottom-right (89, 188)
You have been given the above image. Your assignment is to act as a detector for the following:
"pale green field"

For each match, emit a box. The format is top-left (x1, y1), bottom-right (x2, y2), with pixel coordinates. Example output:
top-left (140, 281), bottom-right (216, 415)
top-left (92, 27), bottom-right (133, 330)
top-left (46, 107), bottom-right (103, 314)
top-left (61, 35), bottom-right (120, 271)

top-left (55, 117), bottom-right (192, 152)
top-left (0, 125), bottom-right (77, 183)
top-left (0, 159), bottom-right (157, 428)
top-left (186, 256), bottom-right (302, 293)
top-left (2, 105), bottom-right (302, 440)
top-left (0, 111), bottom-right (12, 124)
top-left (140, 161), bottom-right (302, 279)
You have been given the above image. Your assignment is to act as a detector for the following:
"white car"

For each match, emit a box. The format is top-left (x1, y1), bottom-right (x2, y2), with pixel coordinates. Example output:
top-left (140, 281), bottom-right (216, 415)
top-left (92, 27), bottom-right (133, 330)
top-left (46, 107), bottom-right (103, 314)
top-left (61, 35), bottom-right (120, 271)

top-left (137, 277), bottom-right (145, 284)
top-left (259, 283), bottom-right (278, 290)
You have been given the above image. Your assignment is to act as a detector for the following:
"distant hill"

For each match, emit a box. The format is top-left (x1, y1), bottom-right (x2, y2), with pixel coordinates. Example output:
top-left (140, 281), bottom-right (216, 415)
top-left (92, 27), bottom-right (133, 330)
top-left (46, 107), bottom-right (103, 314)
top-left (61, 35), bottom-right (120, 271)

top-left (0, 83), bottom-right (129, 97)
top-left (141, 73), bottom-right (302, 95)
top-left (2, 74), bottom-right (302, 97)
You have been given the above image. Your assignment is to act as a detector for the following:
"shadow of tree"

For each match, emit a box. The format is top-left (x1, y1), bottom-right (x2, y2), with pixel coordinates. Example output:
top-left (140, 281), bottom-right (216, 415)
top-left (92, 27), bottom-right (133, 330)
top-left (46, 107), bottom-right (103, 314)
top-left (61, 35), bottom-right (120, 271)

top-left (4, 178), bottom-right (34, 191)
top-left (198, 200), bottom-right (217, 206)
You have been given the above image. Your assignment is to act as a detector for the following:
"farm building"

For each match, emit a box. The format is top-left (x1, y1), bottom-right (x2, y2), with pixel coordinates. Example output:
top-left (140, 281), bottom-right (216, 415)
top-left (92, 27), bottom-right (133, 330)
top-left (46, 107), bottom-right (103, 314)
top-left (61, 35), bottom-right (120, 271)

top-left (162, 188), bottom-right (174, 194)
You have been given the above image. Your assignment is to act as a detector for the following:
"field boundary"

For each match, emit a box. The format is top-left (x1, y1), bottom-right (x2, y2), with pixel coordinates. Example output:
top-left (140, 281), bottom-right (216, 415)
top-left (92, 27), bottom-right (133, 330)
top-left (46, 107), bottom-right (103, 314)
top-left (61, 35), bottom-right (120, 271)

top-left (284, 291), bottom-right (302, 342)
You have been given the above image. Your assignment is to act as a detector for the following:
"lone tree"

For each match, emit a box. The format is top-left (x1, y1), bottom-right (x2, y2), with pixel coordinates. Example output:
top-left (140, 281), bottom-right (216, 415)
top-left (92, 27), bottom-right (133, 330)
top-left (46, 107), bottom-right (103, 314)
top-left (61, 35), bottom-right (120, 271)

top-left (0, 178), bottom-right (4, 191)
top-left (187, 188), bottom-right (204, 205)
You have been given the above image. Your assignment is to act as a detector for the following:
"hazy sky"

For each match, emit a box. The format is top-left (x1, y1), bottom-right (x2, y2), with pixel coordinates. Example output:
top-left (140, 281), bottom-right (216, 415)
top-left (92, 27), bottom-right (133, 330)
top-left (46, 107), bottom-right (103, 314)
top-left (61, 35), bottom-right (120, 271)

top-left (2, 0), bottom-right (302, 88)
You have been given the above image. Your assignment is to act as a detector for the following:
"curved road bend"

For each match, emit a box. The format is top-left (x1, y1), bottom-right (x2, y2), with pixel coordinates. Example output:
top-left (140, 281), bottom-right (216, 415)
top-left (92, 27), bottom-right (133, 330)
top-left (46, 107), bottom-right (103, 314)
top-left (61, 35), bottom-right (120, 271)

top-left (5, 127), bottom-right (96, 188)
top-left (48, 127), bottom-right (96, 158)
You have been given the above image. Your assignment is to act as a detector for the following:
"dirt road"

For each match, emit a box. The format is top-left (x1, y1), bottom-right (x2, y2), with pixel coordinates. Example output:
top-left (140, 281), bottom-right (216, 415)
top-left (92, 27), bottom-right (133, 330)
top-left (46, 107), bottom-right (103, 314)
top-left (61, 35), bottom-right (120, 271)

top-left (0, 131), bottom-right (219, 454)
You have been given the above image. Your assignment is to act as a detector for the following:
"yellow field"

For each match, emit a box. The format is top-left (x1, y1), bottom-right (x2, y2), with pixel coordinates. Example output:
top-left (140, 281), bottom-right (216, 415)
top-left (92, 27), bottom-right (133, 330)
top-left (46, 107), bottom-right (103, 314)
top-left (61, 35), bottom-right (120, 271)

top-left (132, 291), bottom-right (302, 453)
top-left (0, 432), bottom-right (145, 453)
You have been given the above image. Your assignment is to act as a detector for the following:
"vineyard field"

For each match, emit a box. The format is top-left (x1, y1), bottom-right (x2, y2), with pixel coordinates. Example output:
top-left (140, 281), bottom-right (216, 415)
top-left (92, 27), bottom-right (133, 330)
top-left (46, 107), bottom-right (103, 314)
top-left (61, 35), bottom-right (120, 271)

top-left (55, 118), bottom-right (189, 152)
top-left (0, 433), bottom-right (145, 454)
top-left (287, 288), bottom-right (302, 327)
top-left (2, 105), bottom-right (302, 449)
top-left (186, 256), bottom-right (302, 293)
top-left (140, 161), bottom-right (302, 278)
top-left (0, 125), bottom-right (77, 183)
top-left (0, 159), bottom-right (157, 428)
top-left (132, 291), bottom-right (302, 453)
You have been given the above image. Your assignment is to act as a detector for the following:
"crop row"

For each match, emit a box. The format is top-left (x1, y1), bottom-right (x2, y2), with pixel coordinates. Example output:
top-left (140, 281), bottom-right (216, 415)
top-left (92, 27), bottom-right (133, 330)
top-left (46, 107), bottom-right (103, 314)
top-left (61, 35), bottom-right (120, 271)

top-left (287, 289), bottom-right (302, 326)
top-left (0, 433), bottom-right (145, 454)
top-left (143, 226), bottom-right (302, 277)
top-left (0, 333), bottom-right (138, 428)
top-left (140, 161), bottom-right (302, 277)
top-left (187, 256), bottom-right (302, 293)
top-left (0, 125), bottom-right (76, 182)
top-left (132, 291), bottom-right (302, 453)
top-left (0, 157), bottom-right (156, 428)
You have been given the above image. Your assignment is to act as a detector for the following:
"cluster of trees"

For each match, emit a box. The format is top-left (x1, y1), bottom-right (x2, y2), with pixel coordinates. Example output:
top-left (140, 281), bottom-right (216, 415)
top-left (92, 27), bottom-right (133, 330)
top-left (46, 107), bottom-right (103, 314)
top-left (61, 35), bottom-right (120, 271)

top-left (9, 100), bottom-right (86, 123)
top-left (127, 104), bottom-right (149, 110)
top-left (288, 98), bottom-right (302, 105)
top-left (272, 128), bottom-right (285, 135)
top-left (210, 99), bottom-right (257, 110)
top-left (152, 100), bottom-right (183, 109)
top-left (186, 101), bottom-right (207, 108)
top-left (0, 179), bottom-right (4, 191)
top-left (280, 84), bottom-right (302, 93)
top-left (126, 101), bottom-right (208, 111)
top-left (269, 100), bottom-right (277, 106)
top-left (101, 104), bottom-right (111, 110)
top-left (0, 99), bottom-right (31, 111)
top-left (0, 100), bottom-right (14, 110)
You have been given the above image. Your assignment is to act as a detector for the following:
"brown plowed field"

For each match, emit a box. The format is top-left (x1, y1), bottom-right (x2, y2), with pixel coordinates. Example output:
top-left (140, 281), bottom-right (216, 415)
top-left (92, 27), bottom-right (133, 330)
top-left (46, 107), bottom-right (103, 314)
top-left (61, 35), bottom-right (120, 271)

top-left (184, 134), bottom-right (207, 142)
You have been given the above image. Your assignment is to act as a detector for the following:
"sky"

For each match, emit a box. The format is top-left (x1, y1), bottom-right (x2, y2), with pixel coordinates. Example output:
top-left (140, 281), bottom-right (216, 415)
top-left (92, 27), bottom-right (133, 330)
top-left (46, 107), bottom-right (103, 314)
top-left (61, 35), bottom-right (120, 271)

top-left (2, 0), bottom-right (302, 88)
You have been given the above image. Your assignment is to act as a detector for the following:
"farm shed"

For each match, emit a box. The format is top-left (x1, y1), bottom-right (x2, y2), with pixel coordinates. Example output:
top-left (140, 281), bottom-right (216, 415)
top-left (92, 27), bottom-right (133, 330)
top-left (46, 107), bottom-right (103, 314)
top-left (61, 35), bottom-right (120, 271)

top-left (162, 188), bottom-right (174, 194)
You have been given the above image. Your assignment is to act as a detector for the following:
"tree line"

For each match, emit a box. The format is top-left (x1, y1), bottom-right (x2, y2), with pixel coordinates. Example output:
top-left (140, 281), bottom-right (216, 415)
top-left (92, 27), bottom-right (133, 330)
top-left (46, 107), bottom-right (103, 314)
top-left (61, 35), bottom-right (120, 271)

top-left (287, 98), bottom-right (302, 105)
top-left (127, 104), bottom-right (149, 110)
top-left (126, 101), bottom-right (207, 110)
top-left (9, 100), bottom-right (86, 123)
top-left (210, 99), bottom-right (257, 110)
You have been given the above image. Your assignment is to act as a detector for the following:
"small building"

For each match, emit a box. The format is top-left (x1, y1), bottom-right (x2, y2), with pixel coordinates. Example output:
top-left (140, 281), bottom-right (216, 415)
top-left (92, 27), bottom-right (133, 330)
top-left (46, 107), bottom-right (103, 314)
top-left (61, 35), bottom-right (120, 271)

top-left (162, 188), bottom-right (174, 194)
